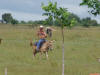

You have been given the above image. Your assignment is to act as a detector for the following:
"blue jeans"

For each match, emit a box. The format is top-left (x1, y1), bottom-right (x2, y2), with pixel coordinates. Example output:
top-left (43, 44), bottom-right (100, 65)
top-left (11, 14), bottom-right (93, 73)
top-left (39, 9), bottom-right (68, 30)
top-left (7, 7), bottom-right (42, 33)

top-left (36, 39), bottom-right (45, 51)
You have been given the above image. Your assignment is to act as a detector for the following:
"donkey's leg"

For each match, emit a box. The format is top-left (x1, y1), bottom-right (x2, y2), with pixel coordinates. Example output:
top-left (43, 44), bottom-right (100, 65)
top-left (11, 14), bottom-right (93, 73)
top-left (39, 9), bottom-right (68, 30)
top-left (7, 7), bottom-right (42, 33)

top-left (40, 51), bottom-right (43, 59)
top-left (33, 50), bottom-right (37, 60)
top-left (45, 52), bottom-right (48, 59)
top-left (32, 49), bottom-right (35, 59)
top-left (32, 46), bottom-right (37, 59)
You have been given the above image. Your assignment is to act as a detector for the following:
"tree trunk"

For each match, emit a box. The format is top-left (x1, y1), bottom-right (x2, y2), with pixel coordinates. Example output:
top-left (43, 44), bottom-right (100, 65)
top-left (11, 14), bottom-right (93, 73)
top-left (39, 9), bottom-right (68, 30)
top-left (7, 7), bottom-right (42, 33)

top-left (61, 27), bottom-right (64, 75)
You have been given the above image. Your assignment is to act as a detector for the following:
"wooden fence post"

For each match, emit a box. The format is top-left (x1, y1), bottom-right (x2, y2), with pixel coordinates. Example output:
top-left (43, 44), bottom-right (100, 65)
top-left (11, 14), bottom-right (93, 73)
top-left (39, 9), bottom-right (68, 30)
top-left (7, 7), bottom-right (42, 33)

top-left (5, 67), bottom-right (7, 75)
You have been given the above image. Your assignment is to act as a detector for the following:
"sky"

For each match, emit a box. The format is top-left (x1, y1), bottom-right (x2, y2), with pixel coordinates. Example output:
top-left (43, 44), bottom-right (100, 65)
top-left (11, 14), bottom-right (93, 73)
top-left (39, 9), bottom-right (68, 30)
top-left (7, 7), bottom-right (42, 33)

top-left (0, 0), bottom-right (100, 23)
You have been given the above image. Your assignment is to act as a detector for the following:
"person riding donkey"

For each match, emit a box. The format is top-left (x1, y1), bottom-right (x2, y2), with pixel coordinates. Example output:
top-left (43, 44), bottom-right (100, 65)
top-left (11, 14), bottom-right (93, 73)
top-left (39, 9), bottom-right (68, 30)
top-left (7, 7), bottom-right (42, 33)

top-left (35, 25), bottom-right (47, 51)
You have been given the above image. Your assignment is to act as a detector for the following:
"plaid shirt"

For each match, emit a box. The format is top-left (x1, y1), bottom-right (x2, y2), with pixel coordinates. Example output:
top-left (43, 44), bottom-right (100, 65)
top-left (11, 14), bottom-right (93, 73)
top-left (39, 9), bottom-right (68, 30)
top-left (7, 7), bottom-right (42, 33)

top-left (37, 30), bottom-right (46, 39)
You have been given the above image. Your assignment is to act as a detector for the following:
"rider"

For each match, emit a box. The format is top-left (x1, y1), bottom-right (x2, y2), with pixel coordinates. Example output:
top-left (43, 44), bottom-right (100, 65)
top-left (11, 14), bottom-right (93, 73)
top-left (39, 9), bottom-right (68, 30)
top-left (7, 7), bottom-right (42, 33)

top-left (36, 25), bottom-right (47, 51)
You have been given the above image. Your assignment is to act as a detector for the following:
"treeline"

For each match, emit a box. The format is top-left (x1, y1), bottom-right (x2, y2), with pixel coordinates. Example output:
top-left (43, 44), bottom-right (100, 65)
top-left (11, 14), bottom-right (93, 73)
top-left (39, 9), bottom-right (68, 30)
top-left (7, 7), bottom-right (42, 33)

top-left (33, 13), bottom-right (100, 27)
top-left (0, 13), bottom-right (100, 27)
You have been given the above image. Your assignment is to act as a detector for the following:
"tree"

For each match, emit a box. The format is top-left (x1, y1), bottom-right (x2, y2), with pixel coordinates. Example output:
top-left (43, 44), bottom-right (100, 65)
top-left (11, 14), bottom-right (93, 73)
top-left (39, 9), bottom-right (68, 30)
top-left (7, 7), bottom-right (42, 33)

top-left (81, 17), bottom-right (98, 27)
top-left (80, 0), bottom-right (100, 16)
top-left (69, 13), bottom-right (80, 21)
top-left (42, 2), bottom-right (76, 27)
top-left (11, 19), bottom-right (19, 25)
top-left (81, 17), bottom-right (91, 27)
top-left (90, 20), bottom-right (98, 26)
top-left (69, 18), bottom-right (77, 28)
top-left (65, 13), bottom-right (79, 27)
top-left (44, 18), bottom-right (53, 25)
top-left (20, 21), bottom-right (26, 24)
top-left (33, 20), bottom-right (45, 25)
top-left (27, 20), bottom-right (34, 24)
top-left (2, 13), bottom-right (13, 24)
top-left (42, 1), bottom-right (76, 75)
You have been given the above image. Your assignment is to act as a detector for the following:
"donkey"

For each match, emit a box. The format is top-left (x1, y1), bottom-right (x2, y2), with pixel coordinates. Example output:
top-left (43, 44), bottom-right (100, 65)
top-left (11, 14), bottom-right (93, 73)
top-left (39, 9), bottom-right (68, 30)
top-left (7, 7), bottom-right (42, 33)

top-left (30, 39), bottom-right (53, 59)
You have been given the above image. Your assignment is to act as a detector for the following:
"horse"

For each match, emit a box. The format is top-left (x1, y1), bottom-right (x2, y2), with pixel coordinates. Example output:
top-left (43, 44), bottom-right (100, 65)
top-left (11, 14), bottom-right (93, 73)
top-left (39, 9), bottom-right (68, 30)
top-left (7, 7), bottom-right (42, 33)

top-left (30, 39), bottom-right (54, 59)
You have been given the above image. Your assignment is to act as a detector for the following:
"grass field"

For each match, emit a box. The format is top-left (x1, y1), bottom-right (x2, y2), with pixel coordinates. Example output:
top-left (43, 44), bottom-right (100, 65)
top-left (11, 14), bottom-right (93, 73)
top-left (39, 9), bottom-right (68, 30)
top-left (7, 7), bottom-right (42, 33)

top-left (0, 25), bottom-right (100, 75)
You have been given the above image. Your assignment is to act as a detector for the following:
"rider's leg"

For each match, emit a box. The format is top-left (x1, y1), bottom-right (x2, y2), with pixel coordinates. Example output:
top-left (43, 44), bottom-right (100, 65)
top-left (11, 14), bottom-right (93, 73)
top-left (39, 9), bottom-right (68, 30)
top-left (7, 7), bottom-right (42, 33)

top-left (37, 39), bottom-right (45, 51)
top-left (40, 39), bottom-right (46, 47)
top-left (34, 42), bottom-right (38, 46)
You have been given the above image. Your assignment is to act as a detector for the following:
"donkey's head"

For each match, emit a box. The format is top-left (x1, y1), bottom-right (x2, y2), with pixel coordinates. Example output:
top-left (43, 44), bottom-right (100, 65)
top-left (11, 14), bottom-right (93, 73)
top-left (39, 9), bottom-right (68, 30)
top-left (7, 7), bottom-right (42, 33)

top-left (47, 40), bottom-right (55, 50)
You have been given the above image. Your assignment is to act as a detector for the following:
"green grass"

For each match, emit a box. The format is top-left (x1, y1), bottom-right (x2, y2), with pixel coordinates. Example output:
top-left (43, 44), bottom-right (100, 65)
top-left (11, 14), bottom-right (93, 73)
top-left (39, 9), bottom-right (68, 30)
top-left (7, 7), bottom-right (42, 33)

top-left (0, 25), bottom-right (100, 75)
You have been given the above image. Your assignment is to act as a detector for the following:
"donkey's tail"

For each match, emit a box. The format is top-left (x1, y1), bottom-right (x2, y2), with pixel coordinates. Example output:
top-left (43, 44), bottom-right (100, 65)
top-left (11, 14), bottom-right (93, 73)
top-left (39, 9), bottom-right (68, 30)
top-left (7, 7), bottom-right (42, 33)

top-left (30, 39), bottom-right (33, 46)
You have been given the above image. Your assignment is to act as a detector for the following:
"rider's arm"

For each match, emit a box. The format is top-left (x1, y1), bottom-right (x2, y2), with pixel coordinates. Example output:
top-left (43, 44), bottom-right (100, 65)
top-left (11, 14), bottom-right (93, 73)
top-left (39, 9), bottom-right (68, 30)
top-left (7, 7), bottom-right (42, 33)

top-left (44, 32), bottom-right (47, 38)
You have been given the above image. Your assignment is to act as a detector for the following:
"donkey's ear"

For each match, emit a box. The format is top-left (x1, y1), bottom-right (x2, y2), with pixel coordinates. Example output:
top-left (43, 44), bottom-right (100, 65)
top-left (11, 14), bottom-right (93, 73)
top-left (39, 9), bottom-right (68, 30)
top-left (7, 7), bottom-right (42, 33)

top-left (50, 40), bottom-right (56, 43)
top-left (49, 41), bottom-right (53, 43)
top-left (52, 40), bottom-right (56, 42)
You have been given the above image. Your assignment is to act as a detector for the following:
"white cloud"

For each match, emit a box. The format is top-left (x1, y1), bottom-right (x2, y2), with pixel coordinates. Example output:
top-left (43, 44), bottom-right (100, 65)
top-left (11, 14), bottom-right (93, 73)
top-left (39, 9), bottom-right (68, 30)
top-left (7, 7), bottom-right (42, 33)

top-left (0, 0), bottom-right (100, 23)
top-left (60, 4), bottom-right (89, 17)
top-left (60, 4), bottom-right (100, 23)
top-left (0, 9), bottom-right (47, 21)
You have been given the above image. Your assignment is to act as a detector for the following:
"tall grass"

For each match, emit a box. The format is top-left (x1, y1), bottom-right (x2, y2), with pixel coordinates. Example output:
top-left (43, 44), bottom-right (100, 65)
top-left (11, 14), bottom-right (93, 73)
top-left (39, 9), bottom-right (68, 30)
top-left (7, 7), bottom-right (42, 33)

top-left (0, 25), bottom-right (100, 75)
